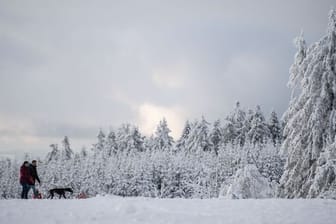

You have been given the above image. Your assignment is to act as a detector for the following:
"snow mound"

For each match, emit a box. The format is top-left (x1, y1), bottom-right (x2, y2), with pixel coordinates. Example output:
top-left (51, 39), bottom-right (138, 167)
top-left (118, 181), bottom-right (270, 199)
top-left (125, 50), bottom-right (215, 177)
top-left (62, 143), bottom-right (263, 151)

top-left (225, 164), bottom-right (275, 199)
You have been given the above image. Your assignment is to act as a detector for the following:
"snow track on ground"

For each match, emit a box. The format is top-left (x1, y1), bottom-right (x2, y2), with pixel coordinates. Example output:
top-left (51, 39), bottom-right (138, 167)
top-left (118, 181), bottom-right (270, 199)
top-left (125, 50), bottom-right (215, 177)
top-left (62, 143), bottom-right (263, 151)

top-left (1, 196), bottom-right (335, 224)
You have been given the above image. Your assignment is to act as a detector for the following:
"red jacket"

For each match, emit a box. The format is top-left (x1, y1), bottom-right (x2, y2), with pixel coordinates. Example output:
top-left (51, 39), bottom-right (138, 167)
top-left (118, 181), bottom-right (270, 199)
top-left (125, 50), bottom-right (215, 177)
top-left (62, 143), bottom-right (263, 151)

top-left (20, 165), bottom-right (34, 185)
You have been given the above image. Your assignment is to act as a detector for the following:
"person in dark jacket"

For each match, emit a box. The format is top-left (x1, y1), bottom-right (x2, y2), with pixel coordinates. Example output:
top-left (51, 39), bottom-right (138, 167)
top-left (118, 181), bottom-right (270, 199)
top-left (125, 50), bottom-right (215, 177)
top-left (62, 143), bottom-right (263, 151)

top-left (20, 161), bottom-right (34, 199)
top-left (29, 160), bottom-right (41, 197)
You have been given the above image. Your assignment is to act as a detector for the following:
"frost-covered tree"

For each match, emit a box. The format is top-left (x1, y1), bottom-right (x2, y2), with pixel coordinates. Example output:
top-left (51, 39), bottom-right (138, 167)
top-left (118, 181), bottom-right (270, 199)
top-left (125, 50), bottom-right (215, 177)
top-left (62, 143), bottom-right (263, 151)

top-left (223, 102), bottom-right (247, 146)
top-left (0, 158), bottom-right (20, 199)
top-left (256, 143), bottom-right (284, 184)
top-left (209, 119), bottom-right (223, 155)
top-left (116, 124), bottom-right (145, 154)
top-left (268, 110), bottom-right (282, 146)
top-left (247, 105), bottom-right (270, 146)
top-left (153, 118), bottom-right (174, 151)
top-left (70, 152), bottom-right (83, 193)
top-left (42, 144), bottom-right (62, 190)
top-left (93, 129), bottom-right (106, 154)
top-left (279, 9), bottom-right (336, 198)
top-left (244, 108), bottom-right (254, 133)
top-left (80, 146), bottom-right (88, 157)
top-left (176, 120), bottom-right (192, 152)
top-left (130, 126), bottom-right (145, 153)
top-left (46, 144), bottom-right (60, 162)
top-left (233, 102), bottom-right (247, 146)
top-left (187, 117), bottom-right (213, 153)
top-left (62, 136), bottom-right (74, 160)
top-left (309, 142), bottom-right (336, 198)
top-left (106, 130), bottom-right (118, 156)
top-left (222, 116), bottom-right (236, 145)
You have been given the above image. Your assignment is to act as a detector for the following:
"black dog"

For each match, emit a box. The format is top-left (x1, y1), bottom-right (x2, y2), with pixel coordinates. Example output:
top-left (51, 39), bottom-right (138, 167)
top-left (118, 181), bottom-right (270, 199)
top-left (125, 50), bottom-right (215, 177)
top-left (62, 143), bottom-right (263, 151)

top-left (47, 188), bottom-right (73, 199)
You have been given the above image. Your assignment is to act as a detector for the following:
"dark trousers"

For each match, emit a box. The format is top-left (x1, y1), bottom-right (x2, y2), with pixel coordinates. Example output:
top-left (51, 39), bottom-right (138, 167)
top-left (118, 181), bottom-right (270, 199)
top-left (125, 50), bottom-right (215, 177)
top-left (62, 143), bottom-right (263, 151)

top-left (21, 184), bottom-right (37, 199)
top-left (21, 183), bottom-right (31, 199)
top-left (31, 185), bottom-right (38, 196)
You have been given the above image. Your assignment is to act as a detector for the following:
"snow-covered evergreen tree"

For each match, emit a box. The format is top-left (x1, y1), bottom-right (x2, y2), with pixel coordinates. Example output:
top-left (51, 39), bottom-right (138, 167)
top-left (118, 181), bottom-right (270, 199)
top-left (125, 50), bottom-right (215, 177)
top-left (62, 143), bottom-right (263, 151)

top-left (187, 117), bottom-right (213, 153)
top-left (222, 117), bottom-right (236, 145)
top-left (116, 124), bottom-right (145, 154)
top-left (223, 102), bottom-right (247, 146)
top-left (93, 129), bottom-right (106, 154)
top-left (46, 144), bottom-right (60, 162)
top-left (42, 144), bottom-right (62, 190)
top-left (153, 118), bottom-right (174, 151)
top-left (0, 158), bottom-right (20, 199)
top-left (279, 9), bottom-right (336, 198)
top-left (176, 120), bottom-right (192, 152)
top-left (209, 119), bottom-right (223, 155)
top-left (62, 136), bottom-right (74, 160)
top-left (309, 142), bottom-right (336, 198)
top-left (233, 102), bottom-right (247, 146)
top-left (247, 105), bottom-right (270, 146)
top-left (106, 130), bottom-right (118, 156)
top-left (268, 110), bottom-right (282, 146)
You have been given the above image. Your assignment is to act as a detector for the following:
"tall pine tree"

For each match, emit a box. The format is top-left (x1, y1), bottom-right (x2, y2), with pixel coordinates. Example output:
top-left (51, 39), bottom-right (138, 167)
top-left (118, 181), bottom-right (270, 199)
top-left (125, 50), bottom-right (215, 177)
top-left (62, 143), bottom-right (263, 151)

top-left (279, 9), bottom-right (336, 198)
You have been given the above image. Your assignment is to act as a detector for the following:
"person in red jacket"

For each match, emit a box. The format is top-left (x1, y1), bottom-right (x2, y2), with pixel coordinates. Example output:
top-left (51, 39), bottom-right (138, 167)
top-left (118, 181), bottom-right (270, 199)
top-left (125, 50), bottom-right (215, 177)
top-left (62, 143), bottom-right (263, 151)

top-left (20, 161), bottom-right (34, 199)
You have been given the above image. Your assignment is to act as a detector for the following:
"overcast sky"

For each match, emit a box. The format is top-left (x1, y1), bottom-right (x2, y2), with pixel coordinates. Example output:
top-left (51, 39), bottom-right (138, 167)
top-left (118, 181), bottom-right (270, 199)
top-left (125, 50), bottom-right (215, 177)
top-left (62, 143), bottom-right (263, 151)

top-left (0, 0), bottom-right (334, 157)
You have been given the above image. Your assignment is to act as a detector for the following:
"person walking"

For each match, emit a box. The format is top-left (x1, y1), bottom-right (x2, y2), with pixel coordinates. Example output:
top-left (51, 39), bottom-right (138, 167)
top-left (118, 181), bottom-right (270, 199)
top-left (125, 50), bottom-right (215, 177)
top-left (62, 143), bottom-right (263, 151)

top-left (29, 160), bottom-right (41, 197)
top-left (19, 161), bottom-right (34, 199)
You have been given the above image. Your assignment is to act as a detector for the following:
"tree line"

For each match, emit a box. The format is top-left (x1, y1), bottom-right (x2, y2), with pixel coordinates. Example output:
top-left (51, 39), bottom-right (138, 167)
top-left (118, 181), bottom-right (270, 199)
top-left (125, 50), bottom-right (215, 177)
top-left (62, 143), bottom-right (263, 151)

top-left (0, 103), bottom-right (283, 199)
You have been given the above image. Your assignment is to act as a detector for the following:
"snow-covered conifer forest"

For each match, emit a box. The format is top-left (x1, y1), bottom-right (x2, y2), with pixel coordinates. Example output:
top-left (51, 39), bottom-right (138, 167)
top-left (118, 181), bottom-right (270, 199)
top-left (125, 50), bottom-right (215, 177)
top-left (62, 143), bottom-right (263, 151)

top-left (1, 9), bottom-right (336, 200)
top-left (0, 104), bottom-right (284, 199)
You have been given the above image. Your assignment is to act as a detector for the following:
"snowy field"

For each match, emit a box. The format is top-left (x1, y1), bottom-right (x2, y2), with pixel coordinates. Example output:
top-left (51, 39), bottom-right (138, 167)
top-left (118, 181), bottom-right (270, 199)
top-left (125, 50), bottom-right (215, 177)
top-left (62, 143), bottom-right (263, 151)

top-left (1, 196), bottom-right (336, 224)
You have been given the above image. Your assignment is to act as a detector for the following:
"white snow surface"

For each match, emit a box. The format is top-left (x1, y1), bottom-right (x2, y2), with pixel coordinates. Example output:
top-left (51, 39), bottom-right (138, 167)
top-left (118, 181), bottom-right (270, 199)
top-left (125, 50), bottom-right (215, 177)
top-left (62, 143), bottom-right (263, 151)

top-left (1, 196), bottom-right (335, 224)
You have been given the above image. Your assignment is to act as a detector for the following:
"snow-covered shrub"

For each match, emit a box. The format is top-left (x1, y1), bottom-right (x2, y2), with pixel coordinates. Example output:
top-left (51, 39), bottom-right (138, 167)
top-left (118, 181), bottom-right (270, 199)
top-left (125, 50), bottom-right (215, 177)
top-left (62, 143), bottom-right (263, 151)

top-left (224, 165), bottom-right (275, 199)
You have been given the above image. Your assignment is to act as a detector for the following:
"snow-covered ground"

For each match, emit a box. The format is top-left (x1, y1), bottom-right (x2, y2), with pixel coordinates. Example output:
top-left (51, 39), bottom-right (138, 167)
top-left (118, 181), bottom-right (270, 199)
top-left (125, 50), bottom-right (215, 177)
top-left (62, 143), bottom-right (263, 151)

top-left (1, 196), bottom-right (335, 224)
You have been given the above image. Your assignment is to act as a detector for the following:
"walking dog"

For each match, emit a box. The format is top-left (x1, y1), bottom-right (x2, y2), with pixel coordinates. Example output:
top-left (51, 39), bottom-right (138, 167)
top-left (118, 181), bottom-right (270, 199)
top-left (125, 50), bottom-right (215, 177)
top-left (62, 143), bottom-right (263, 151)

top-left (47, 188), bottom-right (73, 199)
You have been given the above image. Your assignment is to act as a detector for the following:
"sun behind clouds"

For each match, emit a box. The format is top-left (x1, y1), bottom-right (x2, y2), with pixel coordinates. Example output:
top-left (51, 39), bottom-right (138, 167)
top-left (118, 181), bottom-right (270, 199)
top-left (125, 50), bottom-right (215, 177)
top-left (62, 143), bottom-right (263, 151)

top-left (137, 103), bottom-right (186, 139)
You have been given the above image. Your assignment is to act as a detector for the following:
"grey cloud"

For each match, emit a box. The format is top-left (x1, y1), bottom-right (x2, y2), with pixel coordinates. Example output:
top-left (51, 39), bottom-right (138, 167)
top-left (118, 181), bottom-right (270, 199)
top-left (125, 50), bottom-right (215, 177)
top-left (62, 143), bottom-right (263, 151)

top-left (0, 0), bottom-right (334, 155)
top-left (32, 121), bottom-right (100, 139)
